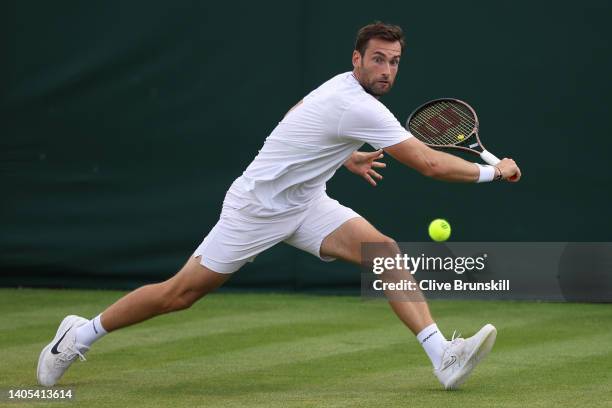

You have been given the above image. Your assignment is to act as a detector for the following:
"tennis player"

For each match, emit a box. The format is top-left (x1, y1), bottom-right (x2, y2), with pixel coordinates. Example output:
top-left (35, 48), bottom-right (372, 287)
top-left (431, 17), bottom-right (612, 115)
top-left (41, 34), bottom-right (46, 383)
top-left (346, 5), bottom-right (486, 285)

top-left (37, 22), bottom-right (521, 390)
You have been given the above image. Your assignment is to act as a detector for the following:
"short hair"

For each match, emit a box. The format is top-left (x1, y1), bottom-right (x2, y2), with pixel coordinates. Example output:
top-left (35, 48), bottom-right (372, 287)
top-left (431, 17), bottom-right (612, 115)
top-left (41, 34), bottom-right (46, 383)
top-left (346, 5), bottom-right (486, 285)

top-left (354, 21), bottom-right (405, 56)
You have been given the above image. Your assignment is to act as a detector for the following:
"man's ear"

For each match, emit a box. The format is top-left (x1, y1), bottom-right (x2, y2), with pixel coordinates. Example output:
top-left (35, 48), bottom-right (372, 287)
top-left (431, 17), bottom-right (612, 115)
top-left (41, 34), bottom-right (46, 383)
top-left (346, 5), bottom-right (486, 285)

top-left (352, 50), bottom-right (361, 69)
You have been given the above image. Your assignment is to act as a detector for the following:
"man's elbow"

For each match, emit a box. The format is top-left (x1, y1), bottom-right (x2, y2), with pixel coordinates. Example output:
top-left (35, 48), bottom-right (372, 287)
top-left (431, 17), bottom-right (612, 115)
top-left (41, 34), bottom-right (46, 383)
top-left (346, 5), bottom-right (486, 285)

top-left (387, 141), bottom-right (448, 179)
top-left (419, 157), bottom-right (446, 179)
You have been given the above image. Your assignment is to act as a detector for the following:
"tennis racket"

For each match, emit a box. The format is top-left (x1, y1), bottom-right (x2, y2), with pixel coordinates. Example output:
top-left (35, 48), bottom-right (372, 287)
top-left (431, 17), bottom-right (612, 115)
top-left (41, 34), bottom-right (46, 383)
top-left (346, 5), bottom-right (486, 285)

top-left (405, 98), bottom-right (503, 167)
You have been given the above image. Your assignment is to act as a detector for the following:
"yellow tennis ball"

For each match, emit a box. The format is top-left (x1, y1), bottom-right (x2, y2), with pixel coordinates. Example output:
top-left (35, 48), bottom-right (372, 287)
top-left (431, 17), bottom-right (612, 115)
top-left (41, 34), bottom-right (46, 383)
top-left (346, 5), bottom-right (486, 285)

top-left (428, 219), bottom-right (451, 242)
top-left (457, 134), bottom-right (465, 140)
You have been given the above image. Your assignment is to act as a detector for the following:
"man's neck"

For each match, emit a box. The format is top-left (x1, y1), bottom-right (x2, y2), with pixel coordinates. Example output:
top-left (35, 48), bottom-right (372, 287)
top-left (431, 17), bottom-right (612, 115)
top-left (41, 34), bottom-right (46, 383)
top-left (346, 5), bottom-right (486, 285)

top-left (351, 70), bottom-right (380, 99)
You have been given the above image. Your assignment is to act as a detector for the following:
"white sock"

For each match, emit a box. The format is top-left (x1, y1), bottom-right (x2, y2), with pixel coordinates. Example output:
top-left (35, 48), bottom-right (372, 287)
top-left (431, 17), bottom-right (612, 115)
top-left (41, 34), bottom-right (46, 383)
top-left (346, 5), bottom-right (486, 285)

top-left (75, 314), bottom-right (108, 348)
top-left (416, 323), bottom-right (448, 368)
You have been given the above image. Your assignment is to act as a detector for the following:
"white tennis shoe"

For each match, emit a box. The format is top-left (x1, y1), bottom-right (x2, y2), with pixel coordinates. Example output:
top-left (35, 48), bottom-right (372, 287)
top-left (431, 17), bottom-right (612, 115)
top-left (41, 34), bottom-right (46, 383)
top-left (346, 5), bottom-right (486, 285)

top-left (37, 315), bottom-right (89, 387)
top-left (434, 324), bottom-right (497, 390)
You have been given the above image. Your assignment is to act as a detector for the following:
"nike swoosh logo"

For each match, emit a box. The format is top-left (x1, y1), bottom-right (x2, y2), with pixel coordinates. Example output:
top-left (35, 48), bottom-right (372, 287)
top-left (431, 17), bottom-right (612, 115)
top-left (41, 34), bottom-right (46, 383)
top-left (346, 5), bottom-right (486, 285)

top-left (50, 329), bottom-right (71, 355)
top-left (441, 355), bottom-right (457, 371)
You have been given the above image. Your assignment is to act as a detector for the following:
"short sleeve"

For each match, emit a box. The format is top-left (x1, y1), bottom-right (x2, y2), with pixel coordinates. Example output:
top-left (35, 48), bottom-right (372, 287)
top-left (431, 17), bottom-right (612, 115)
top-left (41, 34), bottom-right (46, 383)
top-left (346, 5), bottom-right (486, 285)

top-left (338, 97), bottom-right (413, 149)
top-left (302, 85), bottom-right (321, 102)
top-left (303, 90), bottom-right (315, 102)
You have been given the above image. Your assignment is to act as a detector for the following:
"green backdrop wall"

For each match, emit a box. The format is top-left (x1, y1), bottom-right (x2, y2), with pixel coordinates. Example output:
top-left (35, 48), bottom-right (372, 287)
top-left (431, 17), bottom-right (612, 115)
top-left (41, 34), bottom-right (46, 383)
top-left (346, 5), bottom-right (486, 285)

top-left (2, 1), bottom-right (611, 289)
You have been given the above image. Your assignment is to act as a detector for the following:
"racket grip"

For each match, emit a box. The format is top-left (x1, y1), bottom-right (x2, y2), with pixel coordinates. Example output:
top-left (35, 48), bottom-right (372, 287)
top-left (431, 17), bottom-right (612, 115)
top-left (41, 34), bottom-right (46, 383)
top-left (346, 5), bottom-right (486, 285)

top-left (481, 149), bottom-right (519, 181)
top-left (480, 150), bottom-right (501, 165)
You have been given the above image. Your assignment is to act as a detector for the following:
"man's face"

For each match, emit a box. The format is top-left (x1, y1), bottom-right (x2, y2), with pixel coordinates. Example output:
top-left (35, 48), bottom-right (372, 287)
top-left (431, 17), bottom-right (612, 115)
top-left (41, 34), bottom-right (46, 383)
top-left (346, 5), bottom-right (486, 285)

top-left (352, 38), bottom-right (402, 97)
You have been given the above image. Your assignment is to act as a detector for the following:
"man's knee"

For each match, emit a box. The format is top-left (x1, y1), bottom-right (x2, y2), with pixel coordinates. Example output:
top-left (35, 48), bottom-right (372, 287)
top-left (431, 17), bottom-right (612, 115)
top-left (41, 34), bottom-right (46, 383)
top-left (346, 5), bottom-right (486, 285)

top-left (371, 234), bottom-right (401, 257)
top-left (377, 234), bottom-right (397, 245)
top-left (158, 280), bottom-right (205, 313)
top-left (160, 261), bottom-right (230, 313)
top-left (169, 292), bottom-right (200, 312)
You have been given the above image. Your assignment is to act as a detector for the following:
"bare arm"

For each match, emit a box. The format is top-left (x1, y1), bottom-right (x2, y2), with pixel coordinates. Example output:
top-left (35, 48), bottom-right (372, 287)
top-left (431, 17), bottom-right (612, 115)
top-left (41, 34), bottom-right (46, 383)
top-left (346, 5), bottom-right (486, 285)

top-left (384, 137), bottom-right (521, 182)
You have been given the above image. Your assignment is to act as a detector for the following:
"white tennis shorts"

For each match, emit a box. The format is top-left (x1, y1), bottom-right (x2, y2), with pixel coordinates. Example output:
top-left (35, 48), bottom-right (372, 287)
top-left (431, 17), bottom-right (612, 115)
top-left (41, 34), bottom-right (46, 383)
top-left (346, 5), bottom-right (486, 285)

top-left (193, 193), bottom-right (360, 273)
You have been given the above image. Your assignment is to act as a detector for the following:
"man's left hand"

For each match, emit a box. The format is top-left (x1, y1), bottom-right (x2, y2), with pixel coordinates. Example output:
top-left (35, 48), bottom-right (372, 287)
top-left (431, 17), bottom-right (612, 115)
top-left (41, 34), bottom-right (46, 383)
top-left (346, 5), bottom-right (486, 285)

top-left (344, 149), bottom-right (387, 186)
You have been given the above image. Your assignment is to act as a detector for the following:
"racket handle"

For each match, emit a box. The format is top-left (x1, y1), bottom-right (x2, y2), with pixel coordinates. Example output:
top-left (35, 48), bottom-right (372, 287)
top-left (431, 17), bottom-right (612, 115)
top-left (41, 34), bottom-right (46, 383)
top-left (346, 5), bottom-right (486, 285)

top-left (481, 149), bottom-right (519, 181)
top-left (480, 149), bottom-right (501, 165)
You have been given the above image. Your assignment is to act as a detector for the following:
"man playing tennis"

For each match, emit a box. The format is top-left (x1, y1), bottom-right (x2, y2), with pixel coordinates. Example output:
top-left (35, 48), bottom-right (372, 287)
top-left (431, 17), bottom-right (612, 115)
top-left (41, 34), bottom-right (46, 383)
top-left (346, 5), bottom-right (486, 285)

top-left (37, 22), bottom-right (521, 390)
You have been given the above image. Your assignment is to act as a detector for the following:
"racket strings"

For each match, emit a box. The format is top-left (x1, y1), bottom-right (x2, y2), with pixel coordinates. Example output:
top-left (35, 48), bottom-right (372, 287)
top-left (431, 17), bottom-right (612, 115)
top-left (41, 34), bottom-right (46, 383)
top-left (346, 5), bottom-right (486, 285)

top-left (409, 101), bottom-right (476, 146)
top-left (416, 103), bottom-right (474, 144)
top-left (420, 109), bottom-right (473, 144)
top-left (411, 104), bottom-right (474, 145)
top-left (412, 108), bottom-right (470, 145)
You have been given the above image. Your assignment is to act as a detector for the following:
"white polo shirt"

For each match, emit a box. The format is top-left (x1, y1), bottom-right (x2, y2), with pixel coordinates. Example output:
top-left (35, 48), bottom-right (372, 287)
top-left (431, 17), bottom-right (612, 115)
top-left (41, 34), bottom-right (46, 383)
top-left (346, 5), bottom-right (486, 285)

top-left (225, 71), bottom-right (412, 216)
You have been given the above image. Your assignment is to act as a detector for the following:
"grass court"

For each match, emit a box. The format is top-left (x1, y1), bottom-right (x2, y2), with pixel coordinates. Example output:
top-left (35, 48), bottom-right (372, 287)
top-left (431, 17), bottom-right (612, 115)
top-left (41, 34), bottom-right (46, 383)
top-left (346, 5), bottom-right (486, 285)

top-left (1, 289), bottom-right (611, 407)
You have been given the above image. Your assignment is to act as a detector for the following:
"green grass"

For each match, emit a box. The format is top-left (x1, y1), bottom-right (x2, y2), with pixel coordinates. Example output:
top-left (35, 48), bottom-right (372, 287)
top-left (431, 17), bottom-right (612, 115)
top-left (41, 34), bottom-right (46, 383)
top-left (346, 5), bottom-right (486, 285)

top-left (1, 288), bottom-right (611, 408)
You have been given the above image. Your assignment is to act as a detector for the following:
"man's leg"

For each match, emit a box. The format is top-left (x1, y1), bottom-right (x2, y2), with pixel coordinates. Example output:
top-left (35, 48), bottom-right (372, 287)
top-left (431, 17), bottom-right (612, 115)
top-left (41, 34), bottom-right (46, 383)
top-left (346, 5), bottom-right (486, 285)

top-left (319, 216), bottom-right (497, 390)
top-left (37, 255), bottom-right (231, 387)
top-left (39, 195), bottom-right (304, 387)
top-left (100, 255), bottom-right (230, 331)
top-left (319, 217), bottom-right (434, 334)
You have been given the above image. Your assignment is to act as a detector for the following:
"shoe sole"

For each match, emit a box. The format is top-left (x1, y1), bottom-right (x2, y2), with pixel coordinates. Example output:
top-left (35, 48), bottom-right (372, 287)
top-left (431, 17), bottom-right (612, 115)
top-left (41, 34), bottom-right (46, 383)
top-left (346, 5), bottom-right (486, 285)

top-left (37, 315), bottom-right (83, 387)
top-left (445, 324), bottom-right (497, 390)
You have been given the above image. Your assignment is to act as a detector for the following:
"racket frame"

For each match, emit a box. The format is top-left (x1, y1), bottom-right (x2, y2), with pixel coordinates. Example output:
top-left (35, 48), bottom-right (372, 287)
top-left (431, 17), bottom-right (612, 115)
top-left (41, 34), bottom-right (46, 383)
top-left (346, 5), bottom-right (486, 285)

top-left (406, 98), bottom-right (501, 165)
